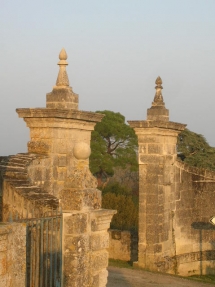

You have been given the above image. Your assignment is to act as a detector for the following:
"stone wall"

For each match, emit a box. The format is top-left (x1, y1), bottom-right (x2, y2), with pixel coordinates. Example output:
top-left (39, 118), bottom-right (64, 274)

top-left (0, 222), bottom-right (26, 287)
top-left (108, 229), bottom-right (138, 262)
top-left (0, 153), bottom-right (59, 222)
top-left (173, 161), bottom-right (215, 276)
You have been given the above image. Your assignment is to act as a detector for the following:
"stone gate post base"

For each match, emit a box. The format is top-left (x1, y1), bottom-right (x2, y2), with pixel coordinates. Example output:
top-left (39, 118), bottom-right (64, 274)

top-left (60, 188), bottom-right (116, 287)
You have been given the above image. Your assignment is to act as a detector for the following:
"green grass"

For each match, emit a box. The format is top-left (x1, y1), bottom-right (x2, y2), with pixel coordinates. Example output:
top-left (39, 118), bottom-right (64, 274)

top-left (188, 274), bottom-right (215, 284)
top-left (109, 259), bottom-right (215, 285)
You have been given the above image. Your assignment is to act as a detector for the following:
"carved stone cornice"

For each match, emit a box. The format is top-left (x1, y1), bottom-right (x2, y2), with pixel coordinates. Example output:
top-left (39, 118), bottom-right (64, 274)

top-left (16, 108), bottom-right (104, 123)
top-left (128, 120), bottom-right (186, 131)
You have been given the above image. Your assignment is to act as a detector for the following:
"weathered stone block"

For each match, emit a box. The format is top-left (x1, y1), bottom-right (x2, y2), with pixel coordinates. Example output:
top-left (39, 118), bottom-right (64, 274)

top-left (63, 253), bottom-right (89, 274)
top-left (32, 168), bottom-right (43, 181)
top-left (163, 167), bottom-right (174, 185)
top-left (0, 223), bottom-right (26, 286)
top-left (147, 106), bottom-right (169, 120)
top-left (0, 253), bottom-right (7, 276)
top-left (138, 232), bottom-right (146, 243)
top-left (64, 234), bottom-right (89, 254)
top-left (157, 224), bottom-right (163, 234)
top-left (63, 273), bottom-right (89, 287)
top-left (90, 250), bottom-right (108, 273)
top-left (64, 213), bottom-right (88, 234)
top-left (160, 230), bottom-right (169, 242)
top-left (139, 166), bottom-right (147, 183)
top-left (0, 275), bottom-right (8, 287)
top-left (146, 224), bottom-right (157, 234)
top-left (148, 144), bottom-right (163, 155)
top-left (28, 141), bottom-right (51, 154)
top-left (46, 87), bottom-right (79, 110)
top-left (58, 154), bottom-right (67, 166)
top-left (158, 185), bottom-right (164, 194)
top-left (90, 232), bottom-right (109, 251)
top-left (100, 269), bottom-right (108, 287)
top-left (60, 189), bottom-right (101, 211)
top-left (143, 184), bottom-right (158, 194)
top-left (139, 144), bottom-right (147, 154)
top-left (0, 240), bottom-right (7, 253)
top-left (91, 273), bottom-right (99, 287)
top-left (138, 136), bottom-right (157, 143)
top-left (30, 127), bottom-right (52, 139)
top-left (64, 167), bottom-right (97, 190)
top-left (154, 244), bottom-right (162, 253)
top-left (57, 167), bottom-right (67, 181)
top-left (139, 155), bottom-right (160, 164)
top-left (164, 155), bottom-right (175, 165)
top-left (146, 194), bottom-right (158, 204)
top-left (146, 204), bottom-right (158, 215)
top-left (147, 163), bottom-right (163, 175)
top-left (163, 144), bottom-right (176, 155)
top-left (146, 232), bottom-right (156, 243)
top-left (157, 175), bottom-right (164, 185)
top-left (53, 139), bottom-right (68, 153)
top-left (146, 172), bottom-right (158, 184)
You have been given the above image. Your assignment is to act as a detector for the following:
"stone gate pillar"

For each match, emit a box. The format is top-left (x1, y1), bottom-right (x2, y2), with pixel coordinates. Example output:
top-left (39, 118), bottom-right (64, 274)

top-left (128, 77), bottom-right (186, 273)
top-left (16, 49), bottom-right (115, 286)
top-left (16, 49), bottom-right (104, 199)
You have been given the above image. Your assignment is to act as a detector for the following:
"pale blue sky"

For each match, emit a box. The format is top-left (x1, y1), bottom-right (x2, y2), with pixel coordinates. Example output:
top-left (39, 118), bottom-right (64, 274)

top-left (1, 0), bottom-right (215, 155)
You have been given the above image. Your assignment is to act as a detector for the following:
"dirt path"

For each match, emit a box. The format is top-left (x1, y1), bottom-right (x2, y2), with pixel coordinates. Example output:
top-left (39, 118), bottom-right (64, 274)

top-left (107, 266), bottom-right (215, 287)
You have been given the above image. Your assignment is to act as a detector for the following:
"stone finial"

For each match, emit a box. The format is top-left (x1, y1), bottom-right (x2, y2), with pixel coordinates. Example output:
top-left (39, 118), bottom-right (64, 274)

top-left (56, 48), bottom-right (70, 87)
top-left (153, 76), bottom-right (163, 104)
top-left (46, 49), bottom-right (79, 109)
top-left (147, 76), bottom-right (169, 121)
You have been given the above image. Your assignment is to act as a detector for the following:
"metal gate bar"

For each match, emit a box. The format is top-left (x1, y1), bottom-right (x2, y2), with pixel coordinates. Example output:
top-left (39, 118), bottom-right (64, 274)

top-left (12, 210), bottom-right (62, 287)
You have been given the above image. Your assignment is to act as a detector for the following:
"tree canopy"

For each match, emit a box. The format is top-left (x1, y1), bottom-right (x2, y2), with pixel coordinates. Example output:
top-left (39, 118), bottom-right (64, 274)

top-left (89, 110), bottom-right (138, 187)
top-left (177, 128), bottom-right (215, 171)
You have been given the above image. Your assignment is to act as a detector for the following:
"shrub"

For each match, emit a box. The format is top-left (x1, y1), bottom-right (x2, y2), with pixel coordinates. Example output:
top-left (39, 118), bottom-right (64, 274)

top-left (102, 192), bottom-right (138, 231)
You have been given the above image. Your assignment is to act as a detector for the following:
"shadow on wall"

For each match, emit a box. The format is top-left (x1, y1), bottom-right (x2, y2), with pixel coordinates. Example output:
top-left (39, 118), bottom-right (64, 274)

top-left (130, 231), bottom-right (138, 262)
top-left (0, 156), bottom-right (11, 222)
top-left (191, 221), bottom-right (215, 275)
top-left (108, 229), bottom-right (138, 263)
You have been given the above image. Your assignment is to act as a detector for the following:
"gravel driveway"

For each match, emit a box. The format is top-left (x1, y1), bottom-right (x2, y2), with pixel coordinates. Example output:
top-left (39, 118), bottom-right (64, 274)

top-left (107, 266), bottom-right (215, 287)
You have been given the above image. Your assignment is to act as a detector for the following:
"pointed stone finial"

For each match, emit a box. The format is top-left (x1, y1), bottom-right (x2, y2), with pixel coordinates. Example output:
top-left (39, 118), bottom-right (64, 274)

top-left (147, 76), bottom-right (169, 121)
top-left (47, 49), bottom-right (79, 109)
top-left (154, 76), bottom-right (163, 104)
top-left (56, 48), bottom-right (69, 87)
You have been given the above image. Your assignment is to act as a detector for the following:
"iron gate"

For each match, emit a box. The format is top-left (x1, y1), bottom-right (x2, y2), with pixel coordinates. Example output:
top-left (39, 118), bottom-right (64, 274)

top-left (13, 210), bottom-right (62, 287)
